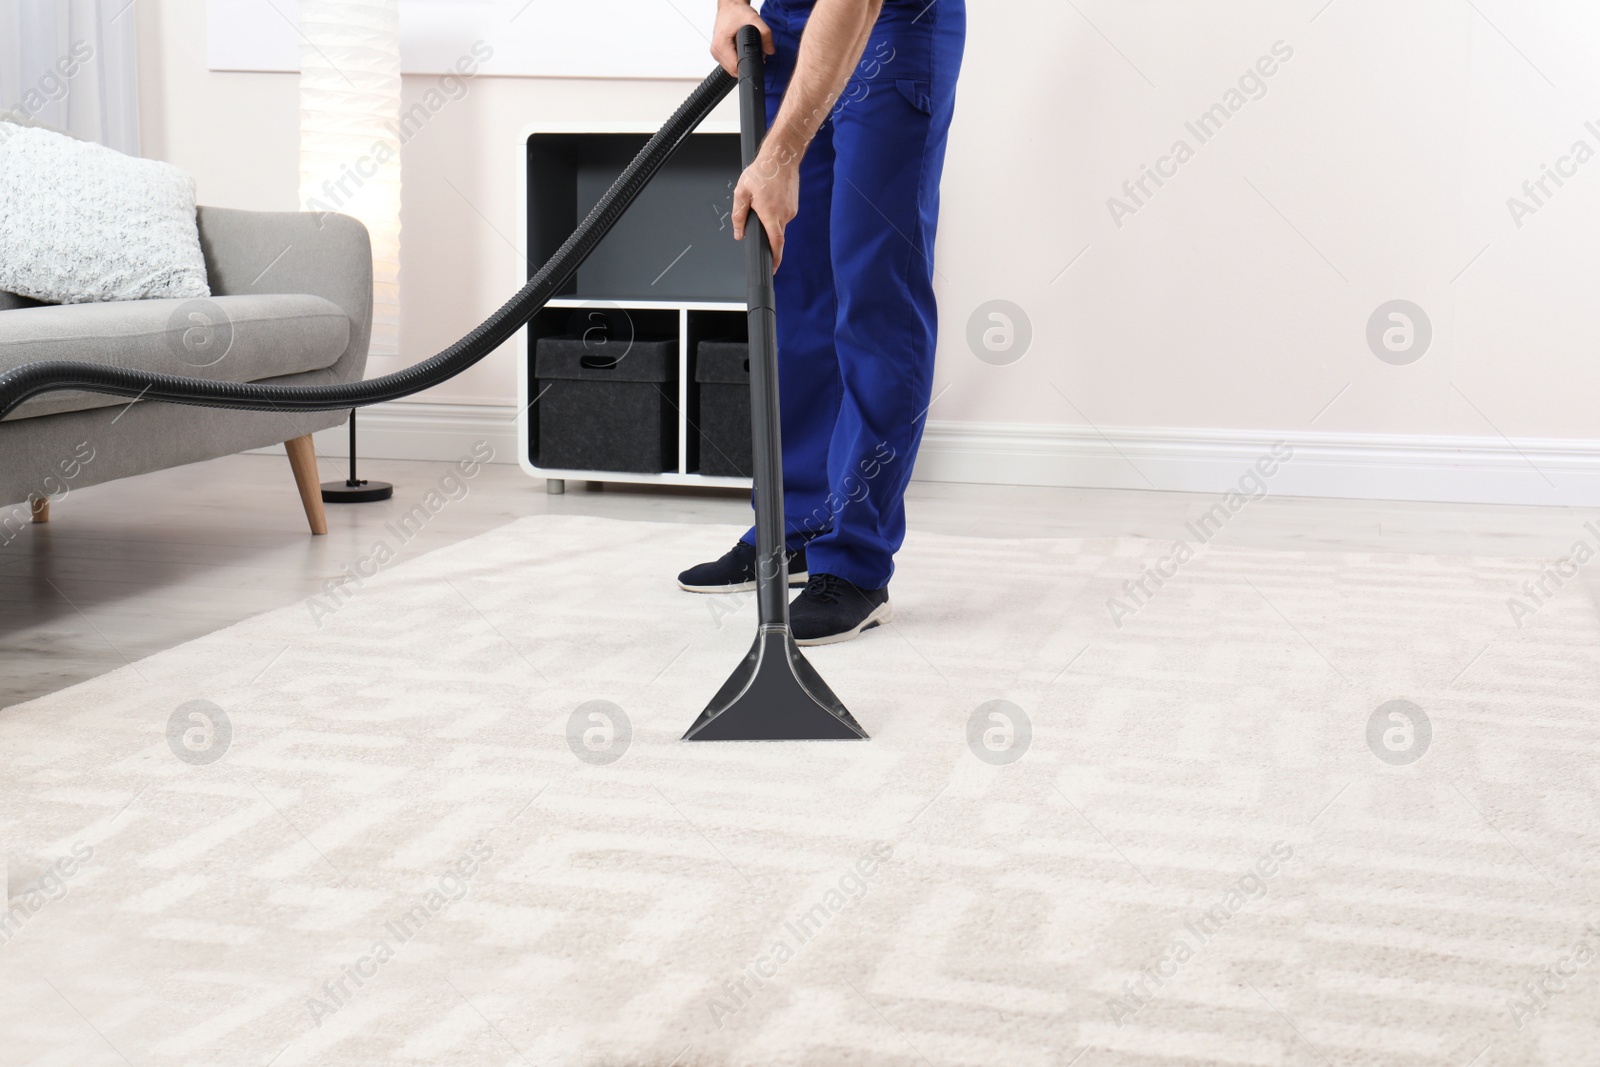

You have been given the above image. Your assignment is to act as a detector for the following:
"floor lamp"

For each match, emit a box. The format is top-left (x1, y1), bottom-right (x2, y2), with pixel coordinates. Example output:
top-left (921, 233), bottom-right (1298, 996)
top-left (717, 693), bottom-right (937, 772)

top-left (299, 0), bottom-right (400, 505)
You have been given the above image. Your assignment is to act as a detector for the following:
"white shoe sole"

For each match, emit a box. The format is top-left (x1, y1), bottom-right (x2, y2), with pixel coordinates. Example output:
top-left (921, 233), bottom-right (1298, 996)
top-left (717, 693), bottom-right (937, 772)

top-left (678, 571), bottom-right (809, 594)
top-left (794, 600), bottom-right (893, 646)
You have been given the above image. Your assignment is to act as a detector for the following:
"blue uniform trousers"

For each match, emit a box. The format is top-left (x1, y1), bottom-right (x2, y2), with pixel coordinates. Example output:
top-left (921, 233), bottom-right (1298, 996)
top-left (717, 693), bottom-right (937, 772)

top-left (739, 0), bottom-right (966, 590)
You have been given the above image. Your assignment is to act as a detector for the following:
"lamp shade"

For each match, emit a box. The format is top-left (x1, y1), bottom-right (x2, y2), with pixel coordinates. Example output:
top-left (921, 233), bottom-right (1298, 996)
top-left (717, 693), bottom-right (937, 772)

top-left (298, 0), bottom-right (402, 359)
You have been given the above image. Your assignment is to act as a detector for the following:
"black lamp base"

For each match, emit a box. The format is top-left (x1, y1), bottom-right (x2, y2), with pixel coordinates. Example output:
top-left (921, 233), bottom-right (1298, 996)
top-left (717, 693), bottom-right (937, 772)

top-left (321, 479), bottom-right (393, 504)
top-left (323, 408), bottom-right (393, 503)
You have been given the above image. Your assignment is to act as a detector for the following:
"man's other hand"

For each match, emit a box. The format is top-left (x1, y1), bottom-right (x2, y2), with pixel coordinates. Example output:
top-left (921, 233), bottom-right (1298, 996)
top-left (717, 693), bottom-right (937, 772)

top-left (712, 0), bottom-right (774, 76)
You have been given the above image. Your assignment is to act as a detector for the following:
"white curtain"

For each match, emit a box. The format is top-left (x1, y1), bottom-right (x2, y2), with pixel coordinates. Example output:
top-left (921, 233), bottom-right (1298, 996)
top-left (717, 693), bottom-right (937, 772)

top-left (0, 0), bottom-right (140, 155)
top-left (298, 0), bottom-right (402, 361)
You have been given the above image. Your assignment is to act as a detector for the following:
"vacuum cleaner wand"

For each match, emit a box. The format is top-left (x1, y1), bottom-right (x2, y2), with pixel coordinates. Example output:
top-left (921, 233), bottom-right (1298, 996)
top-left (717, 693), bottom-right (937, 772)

top-left (681, 26), bottom-right (869, 742)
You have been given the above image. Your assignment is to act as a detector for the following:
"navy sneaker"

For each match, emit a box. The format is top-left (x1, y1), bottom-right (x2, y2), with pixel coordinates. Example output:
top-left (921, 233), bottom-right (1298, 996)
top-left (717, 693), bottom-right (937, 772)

top-left (789, 573), bottom-right (892, 645)
top-left (678, 541), bottom-right (808, 593)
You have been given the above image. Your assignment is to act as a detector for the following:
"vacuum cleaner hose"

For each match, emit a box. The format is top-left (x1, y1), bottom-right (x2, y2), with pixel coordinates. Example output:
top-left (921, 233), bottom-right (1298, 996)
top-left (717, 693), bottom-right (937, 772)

top-left (0, 66), bottom-right (736, 422)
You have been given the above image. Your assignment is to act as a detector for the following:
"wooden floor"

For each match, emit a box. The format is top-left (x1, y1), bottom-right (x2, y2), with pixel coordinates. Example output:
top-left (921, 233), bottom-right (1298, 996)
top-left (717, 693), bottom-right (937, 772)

top-left (1, 452), bottom-right (1589, 709)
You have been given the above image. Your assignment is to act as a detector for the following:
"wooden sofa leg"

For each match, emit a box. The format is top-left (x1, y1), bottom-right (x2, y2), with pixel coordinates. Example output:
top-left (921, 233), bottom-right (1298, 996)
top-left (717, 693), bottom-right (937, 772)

top-left (30, 497), bottom-right (49, 523)
top-left (284, 435), bottom-right (328, 536)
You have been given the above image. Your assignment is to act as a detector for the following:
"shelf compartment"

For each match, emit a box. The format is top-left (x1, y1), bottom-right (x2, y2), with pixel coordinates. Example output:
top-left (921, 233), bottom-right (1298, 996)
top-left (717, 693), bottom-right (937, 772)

top-left (526, 132), bottom-right (744, 303)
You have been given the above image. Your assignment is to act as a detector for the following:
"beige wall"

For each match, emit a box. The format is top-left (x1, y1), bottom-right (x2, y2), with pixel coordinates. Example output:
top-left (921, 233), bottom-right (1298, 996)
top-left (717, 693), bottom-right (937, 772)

top-left (137, 0), bottom-right (733, 406)
top-left (137, 0), bottom-right (1600, 494)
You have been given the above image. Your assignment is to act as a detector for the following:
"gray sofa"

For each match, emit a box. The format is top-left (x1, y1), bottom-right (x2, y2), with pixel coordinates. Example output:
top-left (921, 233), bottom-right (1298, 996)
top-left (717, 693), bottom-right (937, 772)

top-left (0, 206), bottom-right (372, 536)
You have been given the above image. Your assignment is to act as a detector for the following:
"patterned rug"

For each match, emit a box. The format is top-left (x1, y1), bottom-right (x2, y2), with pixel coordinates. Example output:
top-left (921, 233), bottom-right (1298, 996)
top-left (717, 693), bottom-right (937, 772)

top-left (2, 514), bottom-right (1596, 1066)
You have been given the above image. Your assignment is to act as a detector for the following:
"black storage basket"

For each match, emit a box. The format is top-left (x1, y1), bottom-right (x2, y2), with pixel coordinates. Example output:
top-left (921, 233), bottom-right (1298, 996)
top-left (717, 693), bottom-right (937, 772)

top-left (535, 332), bottom-right (677, 473)
top-left (693, 339), bottom-right (752, 477)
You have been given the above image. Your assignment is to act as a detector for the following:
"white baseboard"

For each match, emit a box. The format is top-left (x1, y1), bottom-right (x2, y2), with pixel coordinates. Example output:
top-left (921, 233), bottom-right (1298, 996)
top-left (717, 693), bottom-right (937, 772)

top-left (913, 422), bottom-right (1600, 508)
top-left (254, 401), bottom-right (1600, 508)
top-left (249, 401), bottom-right (522, 468)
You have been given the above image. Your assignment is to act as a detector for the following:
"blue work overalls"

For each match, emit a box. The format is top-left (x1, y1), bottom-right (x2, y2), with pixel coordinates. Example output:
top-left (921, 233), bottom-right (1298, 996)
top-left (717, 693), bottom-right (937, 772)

top-left (739, 0), bottom-right (967, 591)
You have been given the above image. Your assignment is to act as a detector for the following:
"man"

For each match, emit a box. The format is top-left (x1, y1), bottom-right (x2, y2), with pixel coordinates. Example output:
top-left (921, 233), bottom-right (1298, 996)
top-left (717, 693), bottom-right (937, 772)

top-left (678, 0), bottom-right (967, 646)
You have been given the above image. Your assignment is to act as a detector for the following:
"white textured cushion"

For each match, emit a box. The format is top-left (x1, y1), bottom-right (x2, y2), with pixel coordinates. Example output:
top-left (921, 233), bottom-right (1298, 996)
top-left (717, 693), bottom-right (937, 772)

top-left (0, 122), bottom-right (209, 304)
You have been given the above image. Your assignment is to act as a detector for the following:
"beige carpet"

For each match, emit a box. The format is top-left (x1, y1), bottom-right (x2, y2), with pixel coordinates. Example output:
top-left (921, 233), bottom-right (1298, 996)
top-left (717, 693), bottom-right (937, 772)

top-left (2, 514), bottom-right (1597, 1066)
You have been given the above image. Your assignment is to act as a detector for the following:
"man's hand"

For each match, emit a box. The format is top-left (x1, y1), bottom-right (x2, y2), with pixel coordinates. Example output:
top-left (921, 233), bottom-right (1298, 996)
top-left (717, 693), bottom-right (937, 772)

top-left (732, 143), bottom-right (800, 272)
top-left (712, 0), bottom-right (773, 77)
top-left (716, 0), bottom-right (883, 271)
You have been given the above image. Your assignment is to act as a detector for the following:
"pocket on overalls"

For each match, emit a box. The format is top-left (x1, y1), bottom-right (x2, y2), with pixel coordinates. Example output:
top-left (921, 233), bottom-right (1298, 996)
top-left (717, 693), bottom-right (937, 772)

top-left (894, 79), bottom-right (934, 115)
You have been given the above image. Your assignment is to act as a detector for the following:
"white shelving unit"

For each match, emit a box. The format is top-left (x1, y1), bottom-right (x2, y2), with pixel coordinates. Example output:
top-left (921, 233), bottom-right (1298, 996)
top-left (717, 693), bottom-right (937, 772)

top-left (515, 120), bottom-right (752, 494)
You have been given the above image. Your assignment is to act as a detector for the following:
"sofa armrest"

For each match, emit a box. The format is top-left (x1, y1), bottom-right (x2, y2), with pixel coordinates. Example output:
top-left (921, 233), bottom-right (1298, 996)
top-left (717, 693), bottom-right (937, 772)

top-left (194, 206), bottom-right (373, 387)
